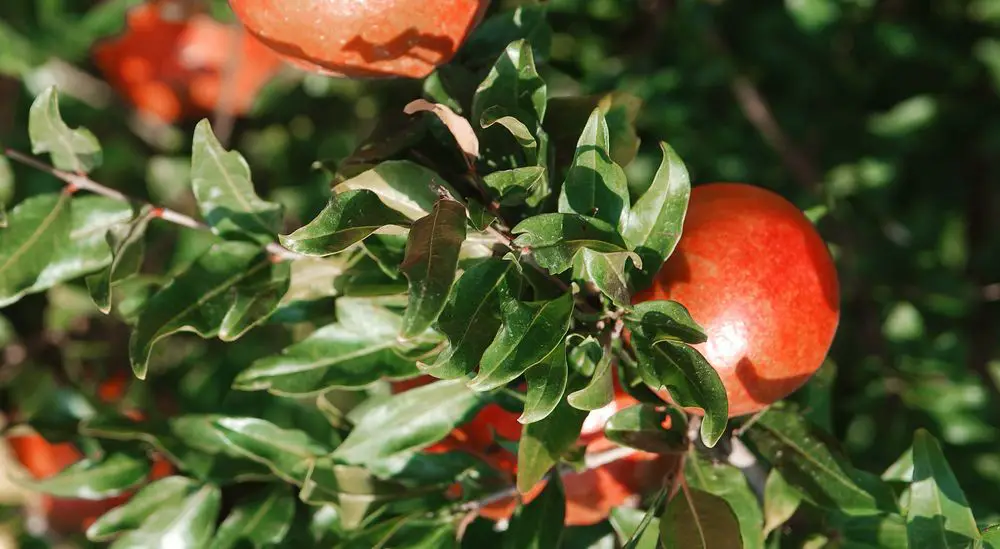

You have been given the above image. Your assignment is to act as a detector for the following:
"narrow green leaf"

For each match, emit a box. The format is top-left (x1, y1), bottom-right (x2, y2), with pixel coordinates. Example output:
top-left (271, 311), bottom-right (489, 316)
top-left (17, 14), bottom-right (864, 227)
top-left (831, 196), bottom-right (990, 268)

top-left (425, 258), bottom-right (520, 379)
top-left (763, 468), bottom-right (803, 537)
top-left (604, 404), bottom-right (686, 454)
top-left (109, 484), bottom-right (221, 549)
top-left (469, 293), bottom-right (574, 391)
top-left (234, 299), bottom-right (422, 396)
top-left (280, 189), bottom-right (411, 256)
top-left (482, 166), bottom-right (548, 207)
top-left (623, 143), bottom-right (691, 289)
top-left (86, 207), bottom-right (153, 314)
top-left (567, 344), bottom-right (614, 411)
top-left (0, 192), bottom-right (72, 307)
top-left (907, 429), bottom-right (979, 548)
top-left (659, 488), bottom-right (742, 549)
top-left (191, 120), bottom-right (283, 244)
top-left (612, 492), bottom-right (666, 549)
top-left (505, 475), bottom-right (566, 549)
top-left (624, 300), bottom-right (707, 345)
top-left (883, 446), bottom-right (914, 483)
top-left (400, 200), bottom-right (467, 339)
top-left (28, 86), bottom-right (102, 173)
top-left (211, 417), bottom-right (329, 483)
top-left (334, 379), bottom-right (486, 465)
top-left (334, 161), bottom-right (449, 221)
top-left (558, 109), bottom-right (630, 231)
top-left (520, 342), bottom-right (568, 424)
top-left (87, 476), bottom-right (199, 542)
top-left (209, 485), bottom-right (295, 549)
top-left (466, 201), bottom-right (498, 232)
top-left (513, 213), bottom-right (628, 274)
top-left (685, 454), bottom-right (765, 549)
top-left (219, 259), bottom-right (290, 341)
top-left (25, 452), bottom-right (149, 499)
top-left (472, 39), bottom-right (547, 131)
top-left (517, 396), bottom-right (587, 494)
top-left (129, 242), bottom-right (286, 379)
top-left (572, 248), bottom-right (640, 308)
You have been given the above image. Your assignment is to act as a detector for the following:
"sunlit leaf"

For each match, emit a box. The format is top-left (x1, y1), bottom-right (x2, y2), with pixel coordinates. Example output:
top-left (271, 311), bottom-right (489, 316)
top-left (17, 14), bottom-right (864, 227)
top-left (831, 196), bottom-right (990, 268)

top-left (25, 452), bottom-right (149, 499)
top-left (209, 484), bottom-right (295, 549)
top-left (624, 300), bottom-right (707, 345)
top-left (763, 468), bottom-right (803, 537)
top-left (513, 213), bottom-right (628, 274)
top-left (0, 192), bottom-right (72, 307)
top-left (567, 343), bottom-right (614, 411)
top-left (472, 39), bottom-right (547, 131)
top-left (572, 248), bottom-right (640, 308)
top-left (334, 161), bottom-right (449, 221)
top-left (28, 86), bottom-right (101, 173)
top-left (659, 488), bottom-right (742, 549)
top-left (109, 484), bottom-right (221, 549)
top-left (280, 189), bottom-right (411, 256)
top-left (87, 476), bottom-right (199, 542)
top-left (906, 429), bottom-right (979, 548)
top-left (558, 108), bottom-right (630, 231)
top-left (685, 454), bottom-right (764, 549)
top-left (520, 342), bottom-right (568, 424)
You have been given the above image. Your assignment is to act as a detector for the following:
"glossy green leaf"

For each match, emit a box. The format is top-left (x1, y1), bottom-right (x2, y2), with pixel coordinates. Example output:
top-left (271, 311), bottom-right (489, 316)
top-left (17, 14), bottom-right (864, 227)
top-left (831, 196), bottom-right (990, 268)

top-left (520, 342), bottom-right (568, 424)
top-left (87, 476), bottom-right (199, 542)
top-left (400, 199), bottom-right (467, 339)
top-left (334, 161), bottom-right (447, 221)
top-left (567, 343), bottom-right (614, 411)
top-left (604, 404), bottom-right (686, 454)
top-left (981, 525), bottom-right (1000, 548)
top-left (472, 39), bottom-right (547, 131)
top-left (513, 213), bottom-right (628, 274)
top-left (632, 335), bottom-right (728, 447)
top-left (505, 475), bottom-right (566, 549)
top-left (191, 120), bottom-right (282, 244)
top-left (469, 293), bottom-right (574, 391)
top-left (763, 468), bottom-right (803, 537)
top-left (210, 417), bottom-right (329, 483)
top-left (517, 395), bottom-right (588, 494)
top-left (360, 233), bottom-right (408, 278)
top-left (659, 488), bottom-right (742, 549)
top-left (209, 484), bottom-right (295, 549)
top-left (334, 379), bottom-right (486, 465)
top-left (25, 452), bottom-right (149, 499)
top-left (28, 86), bottom-right (102, 173)
top-left (482, 166), bottom-right (548, 207)
top-left (906, 429), bottom-right (979, 548)
top-left (86, 206), bottom-right (152, 314)
top-left (129, 242), bottom-right (287, 379)
top-left (830, 512), bottom-right (909, 549)
top-left (280, 189), bottom-right (411, 256)
top-left (234, 298), bottom-right (422, 395)
top-left (685, 454), bottom-right (765, 549)
top-left (625, 300), bottom-right (707, 345)
top-left (481, 112), bottom-right (539, 164)
top-left (883, 446), bottom-right (914, 483)
top-left (424, 258), bottom-right (519, 380)
top-left (0, 192), bottom-right (72, 306)
top-left (558, 109), bottom-right (630, 231)
top-left (623, 143), bottom-right (691, 289)
top-left (613, 492), bottom-right (666, 549)
top-left (745, 404), bottom-right (898, 515)
top-left (572, 248), bottom-right (640, 308)
top-left (109, 484), bottom-right (221, 549)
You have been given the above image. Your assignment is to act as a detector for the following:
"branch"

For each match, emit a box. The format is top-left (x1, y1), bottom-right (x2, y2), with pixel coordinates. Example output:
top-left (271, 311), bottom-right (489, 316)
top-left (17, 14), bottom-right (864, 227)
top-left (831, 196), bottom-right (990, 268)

top-left (2, 148), bottom-right (302, 261)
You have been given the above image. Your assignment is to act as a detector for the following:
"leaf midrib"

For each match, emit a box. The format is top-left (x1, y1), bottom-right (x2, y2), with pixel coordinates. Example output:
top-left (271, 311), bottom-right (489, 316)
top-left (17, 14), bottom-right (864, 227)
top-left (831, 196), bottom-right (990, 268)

top-left (0, 192), bottom-right (70, 277)
top-left (200, 140), bottom-right (274, 236)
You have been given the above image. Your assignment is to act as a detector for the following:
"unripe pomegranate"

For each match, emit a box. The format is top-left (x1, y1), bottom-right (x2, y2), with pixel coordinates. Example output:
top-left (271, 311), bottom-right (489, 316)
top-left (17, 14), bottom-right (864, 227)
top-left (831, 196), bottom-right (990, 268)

top-left (635, 183), bottom-right (840, 417)
top-left (227, 0), bottom-right (489, 78)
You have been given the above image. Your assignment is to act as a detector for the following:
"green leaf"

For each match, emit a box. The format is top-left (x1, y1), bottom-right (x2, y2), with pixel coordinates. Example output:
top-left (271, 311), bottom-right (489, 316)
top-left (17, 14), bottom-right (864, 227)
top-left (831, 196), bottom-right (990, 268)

top-left (86, 207), bottom-right (153, 314)
top-left (25, 452), bottom-right (149, 499)
top-left (631, 335), bottom-right (728, 447)
top-left (623, 143), bottom-right (691, 289)
top-left (982, 525), bottom-right (1000, 548)
top-left (571, 248), bottom-right (640, 308)
top-left (544, 92), bottom-right (642, 170)
top-left (567, 343), bottom-right (614, 411)
top-left (685, 454), bottom-right (765, 549)
top-left (468, 293), bottom-right (574, 391)
top-left (744, 404), bottom-right (898, 515)
top-left (361, 233), bottom-right (408, 278)
top-left (505, 475), bottom-right (566, 549)
top-left (830, 513), bottom-right (909, 549)
top-left (604, 404), bottom-right (687, 454)
top-left (109, 484), bottom-right (221, 549)
top-left (558, 109), bottom-right (630, 231)
top-left (624, 300), bottom-right (707, 345)
top-left (400, 200), bottom-right (467, 339)
top-left (659, 488), bottom-right (743, 549)
top-left (763, 468), bottom-right (803, 537)
top-left (0, 192), bottom-right (72, 307)
top-left (129, 242), bottom-right (287, 379)
top-left (513, 213), bottom-right (628, 274)
top-left (611, 495), bottom-right (665, 549)
top-left (28, 86), bottom-right (102, 173)
top-left (334, 161), bottom-right (448, 221)
top-left (883, 447), bottom-right (914, 483)
top-left (298, 458), bottom-right (419, 529)
top-left (466, 201), bottom-right (498, 232)
top-left (210, 417), bottom-right (329, 483)
top-left (472, 39), bottom-right (547, 131)
top-left (906, 429), bottom-right (979, 548)
top-left (280, 189), bottom-right (411, 256)
top-left (209, 485), bottom-right (295, 549)
top-left (520, 342), bottom-right (568, 424)
top-left (424, 258), bottom-right (519, 380)
top-left (87, 476), bottom-right (199, 542)
top-left (482, 166), bottom-right (548, 207)
top-left (481, 112), bottom-right (539, 162)
top-left (517, 395), bottom-right (588, 494)
top-left (333, 379), bottom-right (486, 465)
top-left (191, 120), bottom-right (283, 244)
top-left (234, 299), bottom-right (422, 395)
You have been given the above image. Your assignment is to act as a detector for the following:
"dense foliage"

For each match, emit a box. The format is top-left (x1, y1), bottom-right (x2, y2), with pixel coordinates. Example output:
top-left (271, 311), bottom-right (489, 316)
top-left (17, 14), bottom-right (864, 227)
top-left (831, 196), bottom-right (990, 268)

top-left (1, 0), bottom-right (999, 548)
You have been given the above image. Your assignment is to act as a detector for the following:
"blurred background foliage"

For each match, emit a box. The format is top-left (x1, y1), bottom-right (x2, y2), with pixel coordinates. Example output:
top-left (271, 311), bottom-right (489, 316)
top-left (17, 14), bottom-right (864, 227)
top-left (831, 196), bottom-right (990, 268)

top-left (1, 0), bottom-right (1000, 543)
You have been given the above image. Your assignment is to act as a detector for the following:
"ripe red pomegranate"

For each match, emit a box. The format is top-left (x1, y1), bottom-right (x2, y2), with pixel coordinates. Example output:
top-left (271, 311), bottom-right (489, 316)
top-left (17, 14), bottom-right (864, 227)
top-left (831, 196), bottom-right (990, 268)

top-left (93, 2), bottom-right (283, 123)
top-left (635, 183), bottom-right (840, 417)
top-left (227, 0), bottom-right (489, 78)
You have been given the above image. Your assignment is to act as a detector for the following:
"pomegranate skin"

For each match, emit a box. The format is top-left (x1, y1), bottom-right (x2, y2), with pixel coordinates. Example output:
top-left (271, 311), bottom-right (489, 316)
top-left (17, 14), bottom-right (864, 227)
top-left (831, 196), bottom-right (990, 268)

top-left (635, 183), bottom-right (840, 417)
top-left (227, 0), bottom-right (489, 78)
